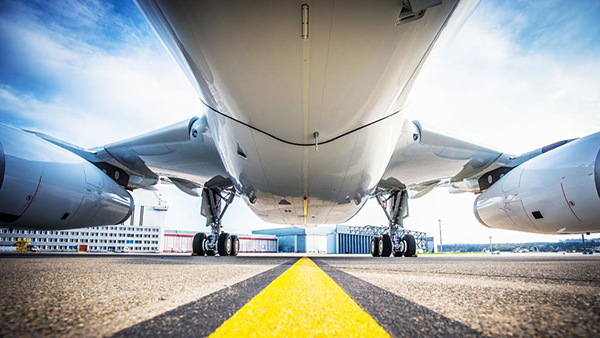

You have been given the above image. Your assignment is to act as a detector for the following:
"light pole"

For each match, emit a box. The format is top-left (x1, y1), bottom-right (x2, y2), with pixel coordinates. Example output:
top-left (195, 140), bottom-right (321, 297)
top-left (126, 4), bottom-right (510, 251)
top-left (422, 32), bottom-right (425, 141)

top-left (489, 236), bottom-right (493, 253)
top-left (439, 219), bottom-right (443, 253)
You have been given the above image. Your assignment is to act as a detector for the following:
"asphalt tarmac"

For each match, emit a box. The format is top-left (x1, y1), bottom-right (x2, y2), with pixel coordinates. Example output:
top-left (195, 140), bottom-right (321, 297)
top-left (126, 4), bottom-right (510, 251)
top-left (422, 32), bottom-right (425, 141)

top-left (0, 252), bottom-right (598, 337)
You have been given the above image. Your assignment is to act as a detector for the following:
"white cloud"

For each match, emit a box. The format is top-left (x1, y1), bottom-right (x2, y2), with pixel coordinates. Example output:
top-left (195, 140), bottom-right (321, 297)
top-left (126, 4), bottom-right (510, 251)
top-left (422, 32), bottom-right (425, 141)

top-left (0, 1), bottom-right (201, 148)
top-left (407, 1), bottom-right (600, 154)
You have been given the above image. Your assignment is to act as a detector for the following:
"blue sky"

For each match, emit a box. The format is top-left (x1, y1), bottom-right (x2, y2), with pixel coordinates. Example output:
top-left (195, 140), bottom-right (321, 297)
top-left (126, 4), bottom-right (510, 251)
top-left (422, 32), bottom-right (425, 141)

top-left (1, 0), bottom-right (599, 244)
top-left (494, 0), bottom-right (600, 55)
top-left (0, 0), bottom-right (151, 97)
top-left (0, 0), bottom-right (199, 147)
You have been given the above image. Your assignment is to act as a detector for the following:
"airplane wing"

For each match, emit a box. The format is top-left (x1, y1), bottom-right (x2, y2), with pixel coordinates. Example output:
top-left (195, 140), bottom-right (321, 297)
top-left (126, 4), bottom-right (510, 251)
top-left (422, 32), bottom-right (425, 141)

top-left (34, 115), bottom-right (506, 200)
top-left (32, 116), bottom-right (229, 196)
top-left (380, 120), bottom-right (512, 198)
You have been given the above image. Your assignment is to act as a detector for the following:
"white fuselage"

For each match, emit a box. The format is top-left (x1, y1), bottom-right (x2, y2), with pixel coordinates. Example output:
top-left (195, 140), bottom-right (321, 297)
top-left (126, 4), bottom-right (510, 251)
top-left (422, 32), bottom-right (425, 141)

top-left (137, 0), bottom-right (473, 226)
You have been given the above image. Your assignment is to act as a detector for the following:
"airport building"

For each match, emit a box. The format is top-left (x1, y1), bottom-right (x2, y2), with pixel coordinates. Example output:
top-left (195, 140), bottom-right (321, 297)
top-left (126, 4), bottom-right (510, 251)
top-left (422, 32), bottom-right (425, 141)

top-left (426, 236), bottom-right (435, 253)
top-left (328, 225), bottom-right (428, 254)
top-left (163, 230), bottom-right (277, 253)
top-left (327, 225), bottom-right (374, 254)
top-left (0, 226), bottom-right (278, 253)
top-left (254, 225), bottom-right (429, 254)
top-left (0, 226), bottom-right (161, 252)
top-left (253, 227), bottom-right (331, 253)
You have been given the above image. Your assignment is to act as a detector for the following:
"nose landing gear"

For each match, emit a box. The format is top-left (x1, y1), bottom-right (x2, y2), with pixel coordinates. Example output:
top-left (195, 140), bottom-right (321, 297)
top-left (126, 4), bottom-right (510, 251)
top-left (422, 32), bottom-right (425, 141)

top-left (371, 189), bottom-right (417, 257)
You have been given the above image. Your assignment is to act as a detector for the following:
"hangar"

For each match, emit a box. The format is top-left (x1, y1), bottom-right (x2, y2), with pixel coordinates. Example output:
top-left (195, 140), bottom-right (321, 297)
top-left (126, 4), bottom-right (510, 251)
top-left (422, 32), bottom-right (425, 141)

top-left (254, 225), bottom-right (429, 254)
top-left (252, 227), bottom-right (331, 253)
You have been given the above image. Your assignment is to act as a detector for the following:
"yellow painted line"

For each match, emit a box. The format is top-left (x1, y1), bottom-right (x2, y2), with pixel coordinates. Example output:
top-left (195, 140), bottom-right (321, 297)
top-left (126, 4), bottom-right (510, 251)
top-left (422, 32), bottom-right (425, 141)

top-left (209, 257), bottom-right (390, 337)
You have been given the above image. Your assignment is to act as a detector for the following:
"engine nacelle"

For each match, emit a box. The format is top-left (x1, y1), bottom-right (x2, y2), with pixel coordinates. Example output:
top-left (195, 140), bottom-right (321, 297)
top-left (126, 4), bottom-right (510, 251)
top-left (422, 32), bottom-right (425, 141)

top-left (474, 132), bottom-right (600, 234)
top-left (0, 124), bottom-right (133, 230)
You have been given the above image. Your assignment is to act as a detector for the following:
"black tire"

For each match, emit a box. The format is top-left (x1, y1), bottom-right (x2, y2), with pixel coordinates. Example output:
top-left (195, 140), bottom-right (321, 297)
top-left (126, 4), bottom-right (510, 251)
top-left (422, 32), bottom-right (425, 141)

top-left (192, 232), bottom-right (207, 256)
top-left (218, 233), bottom-right (232, 256)
top-left (404, 234), bottom-right (417, 257)
top-left (379, 234), bottom-right (392, 257)
top-left (371, 236), bottom-right (380, 257)
top-left (393, 251), bottom-right (403, 257)
top-left (231, 235), bottom-right (239, 256)
top-left (206, 250), bottom-right (216, 256)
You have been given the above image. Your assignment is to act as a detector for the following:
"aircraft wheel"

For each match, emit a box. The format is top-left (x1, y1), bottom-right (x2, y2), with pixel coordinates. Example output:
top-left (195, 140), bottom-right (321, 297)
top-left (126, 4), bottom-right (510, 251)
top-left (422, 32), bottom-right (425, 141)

top-left (231, 235), bottom-right (239, 256)
top-left (403, 234), bottom-right (417, 257)
top-left (379, 234), bottom-right (392, 257)
top-left (192, 232), bottom-right (207, 256)
top-left (371, 236), bottom-right (380, 257)
top-left (218, 233), bottom-right (232, 256)
top-left (206, 250), bottom-right (216, 256)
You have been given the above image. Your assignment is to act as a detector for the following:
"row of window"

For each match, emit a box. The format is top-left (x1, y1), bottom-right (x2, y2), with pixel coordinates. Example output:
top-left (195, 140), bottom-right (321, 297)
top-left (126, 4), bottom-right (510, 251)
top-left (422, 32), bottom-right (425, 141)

top-left (1, 228), bottom-right (160, 235)
top-left (91, 226), bottom-right (160, 232)
top-left (35, 245), bottom-right (159, 251)
top-left (0, 237), bottom-right (160, 245)
top-left (1, 234), bottom-right (159, 240)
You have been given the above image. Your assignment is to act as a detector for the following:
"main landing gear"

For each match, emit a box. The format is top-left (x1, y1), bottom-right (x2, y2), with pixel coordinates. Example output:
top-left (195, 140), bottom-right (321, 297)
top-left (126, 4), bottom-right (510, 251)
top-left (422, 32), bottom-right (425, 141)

top-left (192, 185), bottom-right (239, 257)
top-left (371, 189), bottom-right (417, 257)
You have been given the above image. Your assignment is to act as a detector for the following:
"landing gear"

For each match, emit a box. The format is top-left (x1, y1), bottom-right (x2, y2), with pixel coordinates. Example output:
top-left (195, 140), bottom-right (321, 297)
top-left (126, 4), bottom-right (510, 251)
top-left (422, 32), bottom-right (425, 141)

top-left (371, 237), bottom-right (380, 257)
top-left (231, 235), bottom-right (239, 256)
top-left (192, 184), bottom-right (238, 257)
top-left (401, 234), bottom-right (416, 257)
top-left (192, 232), bottom-right (207, 256)
top-left (370, 188), bottom-right (418, 258)
top-left (370, 233), bottom-right (416, 257)
top-left (218, 233), bottom-right (232, 256)
top-left (379, 234), bottom-right (393, 257)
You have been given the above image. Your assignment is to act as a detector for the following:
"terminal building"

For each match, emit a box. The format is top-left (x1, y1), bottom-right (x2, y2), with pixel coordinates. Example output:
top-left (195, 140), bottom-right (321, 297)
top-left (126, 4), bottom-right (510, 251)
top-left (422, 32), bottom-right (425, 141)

top-left (0, 226), bottom-right (161, 252)
top-left (0, 227), bottom-right (278, 253)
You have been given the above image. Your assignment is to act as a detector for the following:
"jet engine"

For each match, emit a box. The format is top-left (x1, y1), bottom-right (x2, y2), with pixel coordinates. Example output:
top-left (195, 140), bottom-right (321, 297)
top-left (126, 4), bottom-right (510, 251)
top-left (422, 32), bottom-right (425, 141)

top-left (0, 124), bottom-right (133, 230)
top-left (474, 132), bottom-right (600, 234)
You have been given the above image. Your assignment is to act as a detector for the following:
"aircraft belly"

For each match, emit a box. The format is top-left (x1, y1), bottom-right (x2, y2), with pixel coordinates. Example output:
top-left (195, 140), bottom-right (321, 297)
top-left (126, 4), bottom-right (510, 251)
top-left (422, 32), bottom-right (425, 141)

top-left (205, 109), bottom-right (404, 226)
top-left (146, 0), bottom-right (460, 144)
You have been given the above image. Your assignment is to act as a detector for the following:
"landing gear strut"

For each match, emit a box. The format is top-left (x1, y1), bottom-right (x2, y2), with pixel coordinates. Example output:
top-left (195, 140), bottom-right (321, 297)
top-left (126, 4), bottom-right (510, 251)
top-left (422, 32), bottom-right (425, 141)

top-left (192, 185), bottom-right (239, 257)
top-left (371, 189), bottom-right (416, 257)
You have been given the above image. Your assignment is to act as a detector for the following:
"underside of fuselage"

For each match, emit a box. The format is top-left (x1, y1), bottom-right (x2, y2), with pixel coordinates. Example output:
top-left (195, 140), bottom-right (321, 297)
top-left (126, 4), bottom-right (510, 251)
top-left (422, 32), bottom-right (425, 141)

top-left (137, 0), bottom-right (471, 226)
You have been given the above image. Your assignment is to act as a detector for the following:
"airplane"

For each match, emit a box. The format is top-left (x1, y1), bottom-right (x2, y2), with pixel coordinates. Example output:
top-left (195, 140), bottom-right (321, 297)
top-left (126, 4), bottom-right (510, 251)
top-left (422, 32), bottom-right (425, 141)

top-left (0, 0), bottom-right (599, 258)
